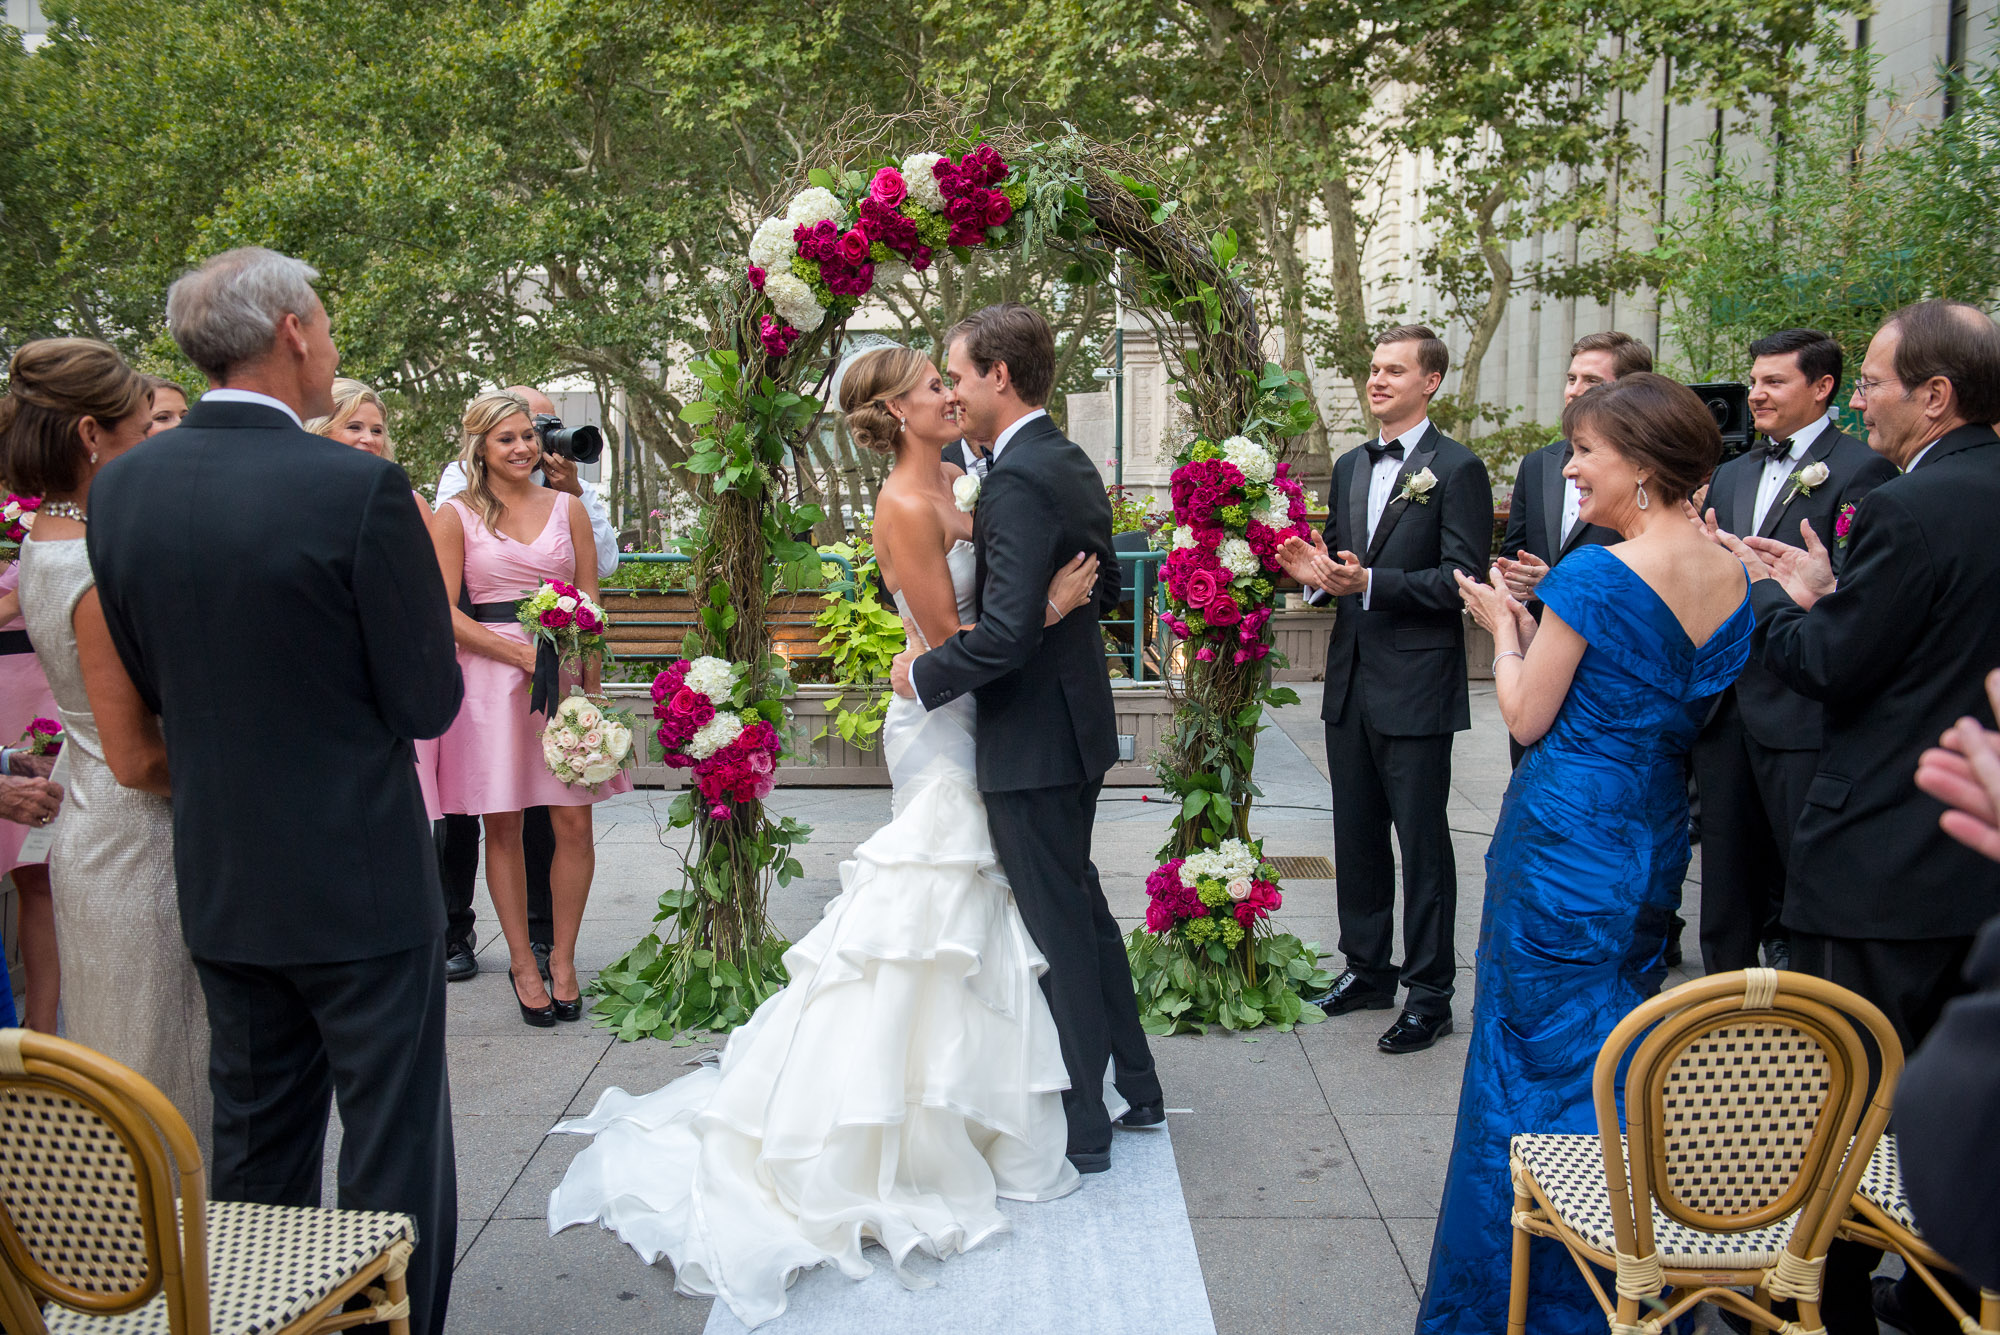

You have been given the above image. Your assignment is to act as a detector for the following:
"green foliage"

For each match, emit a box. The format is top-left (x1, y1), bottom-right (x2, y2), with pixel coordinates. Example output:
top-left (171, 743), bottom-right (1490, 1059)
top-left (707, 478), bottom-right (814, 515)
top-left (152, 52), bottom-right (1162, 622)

top-left (1126, 927), bottom-right (1333, 1034)
top-left (1657, 38), bottom-right (2000, 386)
top-left (813, 537), bottom-right (904, 750)
top-left (1106, 486), bottom-right (1162, 539)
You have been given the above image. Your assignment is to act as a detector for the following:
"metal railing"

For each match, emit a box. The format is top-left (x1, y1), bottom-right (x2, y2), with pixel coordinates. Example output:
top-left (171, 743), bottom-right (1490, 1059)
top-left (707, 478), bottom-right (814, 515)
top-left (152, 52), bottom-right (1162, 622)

top-left (600, 547), bottom-right (1169, 678)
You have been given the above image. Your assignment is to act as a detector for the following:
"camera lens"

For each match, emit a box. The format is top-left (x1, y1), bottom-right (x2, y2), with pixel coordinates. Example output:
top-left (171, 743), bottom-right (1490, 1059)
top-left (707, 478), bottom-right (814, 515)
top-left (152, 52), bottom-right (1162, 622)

top-left (531, 414), bottom-right (605, 465)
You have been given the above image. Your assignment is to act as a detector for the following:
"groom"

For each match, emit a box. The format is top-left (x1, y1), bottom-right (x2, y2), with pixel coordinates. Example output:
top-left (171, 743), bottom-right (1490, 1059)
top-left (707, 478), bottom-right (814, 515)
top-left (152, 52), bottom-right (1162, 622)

top-left (890, 303), bottom-right (1163, 1173)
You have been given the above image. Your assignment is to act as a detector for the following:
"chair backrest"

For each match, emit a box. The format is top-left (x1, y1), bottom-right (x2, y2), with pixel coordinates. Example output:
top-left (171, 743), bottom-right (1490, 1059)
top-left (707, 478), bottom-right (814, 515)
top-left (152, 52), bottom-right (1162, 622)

top-left (0, 1028), bottom-right (209, 1335)
top-left (1590, 969), bottom-right (1902, 1266)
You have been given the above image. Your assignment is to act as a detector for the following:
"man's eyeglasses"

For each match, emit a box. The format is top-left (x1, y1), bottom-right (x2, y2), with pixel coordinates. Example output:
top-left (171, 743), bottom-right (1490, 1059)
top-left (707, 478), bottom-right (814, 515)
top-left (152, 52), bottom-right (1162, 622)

top-left (1852, 376), bottom-right (1906, 399)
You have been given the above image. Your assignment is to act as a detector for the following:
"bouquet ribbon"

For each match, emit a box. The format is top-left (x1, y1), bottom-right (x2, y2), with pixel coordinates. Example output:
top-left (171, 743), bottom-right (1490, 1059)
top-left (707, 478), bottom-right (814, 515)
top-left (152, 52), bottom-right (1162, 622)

top-left (470, 601), bottom-right (562, 717)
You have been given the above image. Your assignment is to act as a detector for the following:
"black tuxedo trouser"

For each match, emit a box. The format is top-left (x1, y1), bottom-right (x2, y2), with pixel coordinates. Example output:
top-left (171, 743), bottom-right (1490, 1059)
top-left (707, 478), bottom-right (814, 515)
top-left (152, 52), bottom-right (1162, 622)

top-left (1793, 931), bottom-right (1979, 1335)
top-left (1324, 677), bottom-right (1457, 1016)
top-left (1691, 699), bottom-right (1815, 973)
top-left (984, 780), bottom-right (1161, 1157)
top-left (194, 939), bottom-right (456, 1335)
top-left (436, 807), bottom-right (554, 950)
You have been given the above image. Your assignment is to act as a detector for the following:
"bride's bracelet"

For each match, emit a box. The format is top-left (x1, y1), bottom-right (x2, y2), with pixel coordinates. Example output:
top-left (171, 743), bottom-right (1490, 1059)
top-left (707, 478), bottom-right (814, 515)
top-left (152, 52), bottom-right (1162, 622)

top-left (1492, 649), bottom-right (1524, 670)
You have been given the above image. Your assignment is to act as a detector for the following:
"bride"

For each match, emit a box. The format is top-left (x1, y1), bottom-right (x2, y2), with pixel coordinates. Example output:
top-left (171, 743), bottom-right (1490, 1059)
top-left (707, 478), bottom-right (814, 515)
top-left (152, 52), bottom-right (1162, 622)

top-left (546, 345), bottom-right (1105, 1328)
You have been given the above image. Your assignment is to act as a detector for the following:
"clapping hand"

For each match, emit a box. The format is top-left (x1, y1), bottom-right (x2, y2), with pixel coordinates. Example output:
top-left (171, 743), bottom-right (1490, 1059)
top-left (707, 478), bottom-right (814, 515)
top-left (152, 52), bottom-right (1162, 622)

top-left (1915, 669), bottom-right (2000, 863)
top-left (1276, 531), bottom-right (1366, 597)
top-left (1744, 521), bottom-right (1836, 609)
top-left (1493, 551), bottom-right (1550, 600)
top-left (1455, 567), bottom-right (1536, 647)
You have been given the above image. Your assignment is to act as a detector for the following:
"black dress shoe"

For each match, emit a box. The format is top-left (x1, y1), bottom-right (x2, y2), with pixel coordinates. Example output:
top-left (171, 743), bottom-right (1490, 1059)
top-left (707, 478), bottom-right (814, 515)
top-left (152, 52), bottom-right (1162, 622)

top-left (551, 990), bottom-right (584, 1023)
top-left (1117, 1100), bottom-right (1166, 1128)
top-left (1762, 936), bottom-right (1793, 972)
top-left (1872, 1274), bottom-right (1914, 1333)
top-left (1378, 1009), bottom-right (1453, 1054)
top-left (445, 940), bottom-right (478, 982)
top-left (532, 941), bottom-right (552, 981)
top-left (1067, 1150), bottom-right (1110, 1174)
top-left (1304, 969), bottom-right (1396, 1015)
top-left (511, 971), bottom-right (557, 1028)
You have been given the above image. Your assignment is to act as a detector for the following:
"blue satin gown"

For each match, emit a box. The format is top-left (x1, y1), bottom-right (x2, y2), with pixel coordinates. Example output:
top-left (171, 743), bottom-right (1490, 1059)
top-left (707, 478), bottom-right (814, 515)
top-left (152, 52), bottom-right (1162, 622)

top-left (1415, 545), bottom-right (1752, 1335)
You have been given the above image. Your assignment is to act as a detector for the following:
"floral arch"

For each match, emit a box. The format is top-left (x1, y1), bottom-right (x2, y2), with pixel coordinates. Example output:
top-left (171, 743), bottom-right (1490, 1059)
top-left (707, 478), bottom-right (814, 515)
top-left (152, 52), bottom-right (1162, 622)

top-left (592, 114), bottom-right (1333, 1040)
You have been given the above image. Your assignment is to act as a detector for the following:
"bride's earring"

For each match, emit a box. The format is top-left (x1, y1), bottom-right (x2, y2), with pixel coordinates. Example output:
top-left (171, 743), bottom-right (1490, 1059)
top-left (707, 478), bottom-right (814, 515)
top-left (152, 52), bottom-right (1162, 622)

top-left (894, 416), bottom-right (905, 436)
top-left (1635, 479), bottom-right (1650, 511)
top-left (90, 450), bottom-right (99, 464)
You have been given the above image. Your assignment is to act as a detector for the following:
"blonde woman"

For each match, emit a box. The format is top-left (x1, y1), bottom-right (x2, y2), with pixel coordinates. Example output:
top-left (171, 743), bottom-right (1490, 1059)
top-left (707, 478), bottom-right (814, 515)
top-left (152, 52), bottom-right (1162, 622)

top-left (305, 376), bottom-right (395, 459)
top-left (430, 391), bottom-right (626, 1026)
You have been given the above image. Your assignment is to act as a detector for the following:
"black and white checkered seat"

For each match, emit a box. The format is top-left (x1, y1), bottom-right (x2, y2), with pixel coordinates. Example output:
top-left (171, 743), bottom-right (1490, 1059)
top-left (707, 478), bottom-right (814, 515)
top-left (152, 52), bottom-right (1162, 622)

top-left (1513, 1133), bottom-right (1801, 1270)
top-left (1854, 1134), bottom-right (1916, 1233)
top-left (45, 1200), bottom-right (414, 1335)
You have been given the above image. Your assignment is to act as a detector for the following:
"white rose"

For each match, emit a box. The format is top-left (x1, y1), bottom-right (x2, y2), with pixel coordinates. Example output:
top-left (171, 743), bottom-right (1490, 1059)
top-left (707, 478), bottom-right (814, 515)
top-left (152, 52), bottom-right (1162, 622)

top-left (1406, 467), bottom-right (1438, 496)
top-left (687, 711), bottom-right (745, 761)
top-left (784, 186), bottom-right (845, 228)
top-left (953, 474), bottom-right (981, 513)
top-left (1, 502), bottom-right (17, 521)
top-left (580, 757), bottom-right (620, 785)
top-left (16, 512), bottom-right (31, 532)
top-left (761, 269), bottom-right (825, 332)
top-left (1218, 537), bottom-right (1258, 579)
top-left (1793, 461), bottom-right (1831, 492)
top-left (684, 657), bottom-right (735, 702)
top-left (572, 702), bottom-right (603, 731)
top-left (1226, 877), bottom-right (1253, 902)
top-left (555, 595), bottom-right (578, 613)
top-left (541, 740), bottom-right (565, 769)
top-left (602, 724), bottom-right (632, 762)
top-left (748, 215), bottom-right (797, 271)
top-left (1222, 435), bottom-right (1276, 485)
top-left (901, 153), bottom-right (946, 211)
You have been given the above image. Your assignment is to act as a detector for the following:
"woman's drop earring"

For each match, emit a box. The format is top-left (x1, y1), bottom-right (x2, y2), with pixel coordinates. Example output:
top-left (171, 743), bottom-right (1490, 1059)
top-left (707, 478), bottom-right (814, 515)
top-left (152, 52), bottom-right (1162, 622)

top-left (89, 451), bottom-right (99, 464)
top-left (895, 417), bottom-right (905, 436)
top-left (1635, 480), bottom-right (1650, 510)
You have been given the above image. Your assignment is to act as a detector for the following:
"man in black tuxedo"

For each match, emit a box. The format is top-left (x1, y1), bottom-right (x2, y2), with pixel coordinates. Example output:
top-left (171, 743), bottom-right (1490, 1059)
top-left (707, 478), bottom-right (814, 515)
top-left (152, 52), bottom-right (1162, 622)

top-left (1722, 301), bottom-right (2000, 1335)
top-left (1278, 325), bottom-right (1492, 1055)
top-left (941, 431), bottom-right (993, 477)
top-left (1496, 331), bottom-right (1649, 765)
top-left (88, 248), bottom-right (463, 1335)
top-left (1696, 329), bottom-right (1897, 976)
top-left (890, 303), bottom-right (1161, 1173)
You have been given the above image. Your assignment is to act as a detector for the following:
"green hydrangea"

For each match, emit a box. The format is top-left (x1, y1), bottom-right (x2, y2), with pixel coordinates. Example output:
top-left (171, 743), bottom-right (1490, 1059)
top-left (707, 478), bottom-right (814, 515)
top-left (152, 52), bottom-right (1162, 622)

top-left (1251, 578), bottom-right (1273, 600)
top-left (1219, 505), bottom-right (1246, 527)
top-left (870, 240), bottom-right (896, 263)
top-left (790, 255), bottom-right (836, 307)
top-left (1183, 916), bottom-right (1218, 944)
top-left (902, 201), bottom-right (951, 249)
top-left (1188, 440), bottom-right (1220, 462)
top-left (1003, 179), bottom-right (1027, 209)
top-left (1244, 484), bottom-right (1267, 505)
top-left (1197, 880), bottom-right (1229, 908)
top-left (1219, 918), bottom-right (1245, 948)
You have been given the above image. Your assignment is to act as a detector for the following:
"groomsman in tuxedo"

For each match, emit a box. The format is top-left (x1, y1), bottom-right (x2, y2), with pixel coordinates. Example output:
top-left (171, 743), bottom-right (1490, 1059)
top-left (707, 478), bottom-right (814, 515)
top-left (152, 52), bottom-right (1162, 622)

top-left (1720, 301), bottom-right (2000, 1334)
top-left (1278, 326), bottom-right (1492, 1054)
top-left (1495, 331), bottom-right (1650, 764)
top-left (1695, 330), bottom-right (1897, 976)
top-left (88, 249), bottom-right (463, 1334)
top-left (941, 431), bottom-right (993, 477)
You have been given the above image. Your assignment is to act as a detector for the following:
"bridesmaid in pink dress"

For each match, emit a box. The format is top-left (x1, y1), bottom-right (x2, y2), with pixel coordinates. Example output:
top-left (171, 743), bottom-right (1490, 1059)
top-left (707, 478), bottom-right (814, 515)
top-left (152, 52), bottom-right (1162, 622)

top-left (306, 378), bottom-right (443, 819)
top-left (430, 391), bottom-right (629, 1027)
top-left (0, 557), bottom-right (60, 1029)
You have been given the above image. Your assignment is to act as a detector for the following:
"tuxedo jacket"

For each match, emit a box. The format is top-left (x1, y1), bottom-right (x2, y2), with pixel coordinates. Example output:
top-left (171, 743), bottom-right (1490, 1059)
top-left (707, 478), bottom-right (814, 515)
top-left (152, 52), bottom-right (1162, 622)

top-left (914, 414), bottom-right (1120, 792)
top-left (940, 439), bottom-right (989, 474)
top-left (1703, 426), bottom-right (1897, 750)
top-left (1315, 424), bottom-right (1493, 735)
top-left (1752, 424), bottom-right (2000, 939)
top-left (88, 400), bottom-right (463, 965)
top-left (1499, 439), bottom-right (1620, 585)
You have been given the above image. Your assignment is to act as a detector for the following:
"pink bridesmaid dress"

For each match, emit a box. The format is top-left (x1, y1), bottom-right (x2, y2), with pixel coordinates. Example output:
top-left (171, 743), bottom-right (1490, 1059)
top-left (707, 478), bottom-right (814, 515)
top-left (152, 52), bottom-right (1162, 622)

top-left (410, 492), bottom-right (443, 821)
top-left (0, 560), bottom-right (60, 873)
top-left (433, 496), bottom-right (631, 814)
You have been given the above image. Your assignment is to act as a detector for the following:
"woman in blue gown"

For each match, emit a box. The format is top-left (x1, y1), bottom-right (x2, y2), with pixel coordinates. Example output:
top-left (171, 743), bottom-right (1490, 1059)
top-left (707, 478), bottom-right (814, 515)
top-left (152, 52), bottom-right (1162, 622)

top-left (1416, 374), bottom-right (1755, 1335)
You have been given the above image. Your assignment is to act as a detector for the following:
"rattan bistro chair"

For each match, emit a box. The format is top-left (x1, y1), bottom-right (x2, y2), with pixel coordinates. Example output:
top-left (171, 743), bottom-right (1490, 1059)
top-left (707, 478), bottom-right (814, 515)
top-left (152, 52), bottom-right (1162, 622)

top-left (1506, 969), bottom-right (1901, 1335)
top-left (1838, 1134), bottom-right (2000, 1334)
top-left (0, 1028), bottom-right (415, 1335)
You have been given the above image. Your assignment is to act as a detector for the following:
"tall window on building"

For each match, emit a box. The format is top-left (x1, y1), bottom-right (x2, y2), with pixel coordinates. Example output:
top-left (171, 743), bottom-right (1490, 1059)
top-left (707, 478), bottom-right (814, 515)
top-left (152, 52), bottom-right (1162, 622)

top-left (1944, 0), bottom-right (1971, 116)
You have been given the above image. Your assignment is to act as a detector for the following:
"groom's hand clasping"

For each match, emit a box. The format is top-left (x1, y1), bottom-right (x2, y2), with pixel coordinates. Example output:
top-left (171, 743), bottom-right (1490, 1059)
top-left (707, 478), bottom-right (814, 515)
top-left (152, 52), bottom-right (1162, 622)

top-left (890, 647), bottom-right (920, 699)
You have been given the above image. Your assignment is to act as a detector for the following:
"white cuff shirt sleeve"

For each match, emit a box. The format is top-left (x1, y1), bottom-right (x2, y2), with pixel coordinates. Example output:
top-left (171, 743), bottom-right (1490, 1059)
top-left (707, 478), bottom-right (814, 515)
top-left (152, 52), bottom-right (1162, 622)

top-left (1361, 568), bottom-right (1373, 610)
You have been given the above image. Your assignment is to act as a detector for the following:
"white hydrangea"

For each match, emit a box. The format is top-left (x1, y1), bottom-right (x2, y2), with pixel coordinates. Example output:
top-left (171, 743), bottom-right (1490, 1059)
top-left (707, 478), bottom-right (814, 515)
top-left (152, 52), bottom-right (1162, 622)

top-left (901, 152), bottom-right (946, 211)
top-left (683, 656), bottom-right (736, 702)
top-left (748, 215), bottom-right (796, 271)
top-left (1171, 526), bottom-right (1197, 550)
top-left (1222, 435), bottom-right (1275, 485)
top-left (1218, 537), bottom-right (1259, 579)
top-left (1179, 838), bottom-right (1262, 888)
top-left (872, 261), bottom-right (912, 290)
top-left (686, 711), bottom-right (745, 761)
top-left (762, 270), bottom-right (826, 332)
top-left (784, 186), bottom-right (845, 228)
top-left (1250, 491), bottom-right (1286, 526)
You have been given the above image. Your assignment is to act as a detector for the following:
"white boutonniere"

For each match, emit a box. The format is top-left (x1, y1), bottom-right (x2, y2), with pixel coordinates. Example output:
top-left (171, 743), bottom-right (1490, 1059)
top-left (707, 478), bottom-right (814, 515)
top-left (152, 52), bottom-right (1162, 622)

top-left (1398, 468), bottom-right (1438, 505)
top-left (952, 473), bottom-right (981, 513)
top-left (1785, 460), bottom-right (1831, 501)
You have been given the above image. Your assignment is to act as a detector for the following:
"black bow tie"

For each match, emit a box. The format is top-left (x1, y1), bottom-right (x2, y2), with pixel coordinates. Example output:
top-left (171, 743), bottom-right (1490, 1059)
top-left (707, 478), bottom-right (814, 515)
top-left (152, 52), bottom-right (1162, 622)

top-left (1365, 439), bottom-right (1405, 464)
top-left (1756, 436), bottom-right (1795, 462)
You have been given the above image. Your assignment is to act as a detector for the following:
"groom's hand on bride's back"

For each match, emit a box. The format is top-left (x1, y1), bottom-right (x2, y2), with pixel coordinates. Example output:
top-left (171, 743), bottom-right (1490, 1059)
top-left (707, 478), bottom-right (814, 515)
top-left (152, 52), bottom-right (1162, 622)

top-left (891, 646), bottom-right (920, 699)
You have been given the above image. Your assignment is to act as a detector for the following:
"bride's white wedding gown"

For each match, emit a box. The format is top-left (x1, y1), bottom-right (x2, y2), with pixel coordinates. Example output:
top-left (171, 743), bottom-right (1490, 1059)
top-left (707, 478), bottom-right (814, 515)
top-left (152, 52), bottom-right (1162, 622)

top-left (547, 540), bottom-right (1081, 1329)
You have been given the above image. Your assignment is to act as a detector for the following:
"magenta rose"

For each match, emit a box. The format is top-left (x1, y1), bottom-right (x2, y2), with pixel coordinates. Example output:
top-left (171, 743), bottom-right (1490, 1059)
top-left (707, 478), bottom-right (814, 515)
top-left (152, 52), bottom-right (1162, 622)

top-left (868, 167), bottom-right (907, 208)
top-left (836, 229), bottom-right (871, 264)
top-left (1205, 593), bottom-right (1242, 627)
top-left (910, 245), bottom-right (933, 271)
top-left (747, 265), bottom-right (766, 291)
top-left (1196, 646), bottom-right (1217, 662)
top-left (539, 608), bottom-right (571, 629)
top-left (1183, 567), bottom-right (1221, 609)
top-left (981, 189), bottom-right (1013, 226)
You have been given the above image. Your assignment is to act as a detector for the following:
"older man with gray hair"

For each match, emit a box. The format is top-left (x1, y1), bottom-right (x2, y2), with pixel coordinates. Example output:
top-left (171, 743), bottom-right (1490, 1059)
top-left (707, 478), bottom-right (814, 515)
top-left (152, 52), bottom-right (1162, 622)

top-left (87, 247), bottom-right (463, 1335)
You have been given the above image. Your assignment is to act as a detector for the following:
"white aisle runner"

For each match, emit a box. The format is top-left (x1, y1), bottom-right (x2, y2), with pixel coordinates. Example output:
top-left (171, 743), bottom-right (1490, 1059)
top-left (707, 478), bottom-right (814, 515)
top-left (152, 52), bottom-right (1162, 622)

top-left (702, 1122), bottom-right (1216, 1335)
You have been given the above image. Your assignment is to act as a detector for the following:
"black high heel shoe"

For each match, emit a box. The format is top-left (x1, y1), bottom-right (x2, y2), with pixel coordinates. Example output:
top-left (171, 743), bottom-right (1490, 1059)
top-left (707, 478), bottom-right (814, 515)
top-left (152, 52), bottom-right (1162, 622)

top-left (550, 986), bottom-right (583, 1023)
top-left (511, 970), bottom-right (557, 1028)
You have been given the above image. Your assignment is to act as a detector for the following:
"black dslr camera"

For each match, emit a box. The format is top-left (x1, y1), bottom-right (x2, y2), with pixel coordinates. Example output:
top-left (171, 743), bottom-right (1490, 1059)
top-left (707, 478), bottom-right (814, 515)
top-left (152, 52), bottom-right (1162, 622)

top-left (532, 413), bottom-right (605, 466)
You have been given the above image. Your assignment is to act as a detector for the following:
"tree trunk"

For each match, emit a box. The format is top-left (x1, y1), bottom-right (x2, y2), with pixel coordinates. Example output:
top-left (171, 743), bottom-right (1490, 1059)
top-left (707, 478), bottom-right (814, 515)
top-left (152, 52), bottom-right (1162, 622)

top-left (1453, 182), bottom-right (1514, 424)
top-left (1321, 170), bottom-right (1374, 439)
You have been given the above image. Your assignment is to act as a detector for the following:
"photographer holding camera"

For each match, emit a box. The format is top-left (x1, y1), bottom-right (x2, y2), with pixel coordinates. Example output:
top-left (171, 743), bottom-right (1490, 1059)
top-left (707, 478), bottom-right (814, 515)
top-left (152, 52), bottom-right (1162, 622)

top-left (433, 384), bottom-right (618, 983)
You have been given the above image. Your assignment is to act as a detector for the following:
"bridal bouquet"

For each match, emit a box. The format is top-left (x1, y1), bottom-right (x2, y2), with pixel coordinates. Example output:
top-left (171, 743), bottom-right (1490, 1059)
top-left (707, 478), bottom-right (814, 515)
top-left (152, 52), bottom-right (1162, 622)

top-left (539, 689), bottom-right (636, 790)
top-left (517, 579), bottom-right (608, 668)
top-left (20, 717), bottom-right (61, 757)
top-left (2, 494), bottom-right (39, 543)
top-left (651, 656), bottom-right (783, 820)
top-left (1144, 838), bottom-right (1284, 950)
top-left (746, 143), bottom-right (1022, 358)
top-left (1158, 435), bottom-right (1313, 667)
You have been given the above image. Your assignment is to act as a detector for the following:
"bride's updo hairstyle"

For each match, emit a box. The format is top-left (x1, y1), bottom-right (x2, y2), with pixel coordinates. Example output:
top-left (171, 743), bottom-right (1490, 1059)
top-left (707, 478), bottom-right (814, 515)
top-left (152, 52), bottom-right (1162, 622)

top-left (0, 338), bottom-right (149, 497)
top-left (839, 347), bottom-right (932, 455)
top-left (1559, 372), bottom-right (1721, 506)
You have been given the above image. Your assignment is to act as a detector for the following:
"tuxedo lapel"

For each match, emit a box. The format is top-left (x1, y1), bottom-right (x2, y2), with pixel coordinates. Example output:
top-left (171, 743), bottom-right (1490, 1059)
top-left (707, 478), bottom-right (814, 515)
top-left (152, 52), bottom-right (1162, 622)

top-left (1367, 429), bottom-right (1440, 564)
top-left (1758, 432), bottom-right (1838, 540)
top-left (1731, 463), bottom-right (1759, 542)
top-left (1345, 448), bottom-right (1371, 557)
top-left (1541, 444), bottom-right (1568, 560)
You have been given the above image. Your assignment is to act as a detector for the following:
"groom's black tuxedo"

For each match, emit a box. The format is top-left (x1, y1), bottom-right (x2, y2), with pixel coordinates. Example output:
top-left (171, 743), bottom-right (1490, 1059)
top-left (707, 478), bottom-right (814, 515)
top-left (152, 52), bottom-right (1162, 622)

top-left (1312, 423), bottom-right (1491, 1019)
top-left (913, 410), bottom-right (1159, 1158)
top-left (89, 398), bottom-right (463, 1335)
top-left (1692, 424), bottom-right (1896, 973)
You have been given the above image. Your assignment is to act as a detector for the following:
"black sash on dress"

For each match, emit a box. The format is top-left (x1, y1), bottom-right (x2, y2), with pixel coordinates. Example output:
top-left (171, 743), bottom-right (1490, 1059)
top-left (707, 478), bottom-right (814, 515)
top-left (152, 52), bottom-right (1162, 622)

top-left (469, 599), bottom-right (559, 717)
top-left (0, 629), bottom-right (32, 656)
